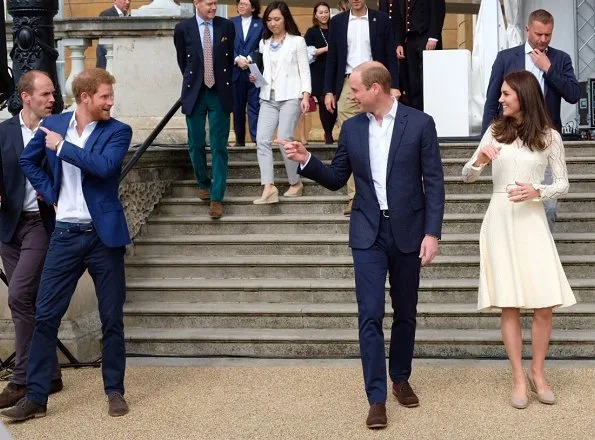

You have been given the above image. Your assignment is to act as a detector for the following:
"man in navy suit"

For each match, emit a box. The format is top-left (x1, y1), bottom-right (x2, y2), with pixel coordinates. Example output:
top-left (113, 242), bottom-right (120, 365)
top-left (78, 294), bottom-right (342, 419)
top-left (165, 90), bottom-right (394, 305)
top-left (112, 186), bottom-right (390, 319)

top-left (323, 0), bottom-right (400, 215)
top-left (231, 0), bottom-right (263, 146)
top-left (482, 9), bottom-right (579, 231)
top-left (1, 68), bottom-right (132, 421)
top-left (0, 71), bottom-right (63, 409)
top-left (174, 0), bottom-right (235, 219)
top-left (285, 61), bottom-right (444, 429)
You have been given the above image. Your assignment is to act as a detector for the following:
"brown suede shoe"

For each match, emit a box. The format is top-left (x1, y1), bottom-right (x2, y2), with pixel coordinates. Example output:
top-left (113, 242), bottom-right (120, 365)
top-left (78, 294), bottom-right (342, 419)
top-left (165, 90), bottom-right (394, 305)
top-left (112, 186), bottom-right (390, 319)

top-left (392, 380), bottom-right (420, 407)
top-left (343, 199), bottom-right (353, 216)
top-left (0, 383), bottom-right (25, 409)
top-left (0, 397), bottom-right (46, 421)
top-left (209, 202), bottom-right (224, 219)
top-left (366, 403), bottom-right (387, 429)
top-left (108, 392), bottom-right (129, 417)
top-left (197, 188), bottom-right (211, 201)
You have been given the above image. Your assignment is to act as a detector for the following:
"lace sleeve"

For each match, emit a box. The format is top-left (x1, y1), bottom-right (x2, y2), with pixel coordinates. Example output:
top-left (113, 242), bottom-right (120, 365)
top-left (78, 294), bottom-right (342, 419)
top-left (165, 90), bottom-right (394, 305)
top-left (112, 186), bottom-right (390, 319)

top-left (462, 128), bottom-right (492, 183)
top-left (533, 130), bottom-right (570, 200)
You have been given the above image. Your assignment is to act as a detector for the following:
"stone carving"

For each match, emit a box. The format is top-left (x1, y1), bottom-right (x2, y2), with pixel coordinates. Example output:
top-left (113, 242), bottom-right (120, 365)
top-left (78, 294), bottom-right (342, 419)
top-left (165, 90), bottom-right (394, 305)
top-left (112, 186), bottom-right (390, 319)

top-left (120, 180), bottom-right (170, 239)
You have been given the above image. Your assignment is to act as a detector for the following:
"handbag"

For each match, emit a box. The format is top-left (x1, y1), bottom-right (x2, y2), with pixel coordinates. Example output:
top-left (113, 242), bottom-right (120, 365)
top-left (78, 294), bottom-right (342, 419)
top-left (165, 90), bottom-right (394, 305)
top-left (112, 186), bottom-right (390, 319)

top-left (307, 96), bottom-right (317, 113)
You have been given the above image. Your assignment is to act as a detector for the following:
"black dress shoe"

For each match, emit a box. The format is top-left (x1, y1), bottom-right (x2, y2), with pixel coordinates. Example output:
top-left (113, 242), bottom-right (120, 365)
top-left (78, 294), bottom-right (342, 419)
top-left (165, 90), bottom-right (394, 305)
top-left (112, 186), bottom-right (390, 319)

top-left (366, 403), bottom-right (387, 429)
top-left (0, 397), bottom-right (46, 421)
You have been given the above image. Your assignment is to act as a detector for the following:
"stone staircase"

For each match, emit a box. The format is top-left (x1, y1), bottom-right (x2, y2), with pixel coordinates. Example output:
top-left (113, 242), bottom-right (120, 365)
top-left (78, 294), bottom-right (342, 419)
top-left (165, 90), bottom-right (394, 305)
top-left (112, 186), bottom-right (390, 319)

top-left (124, 142), bottom-right (595, 359)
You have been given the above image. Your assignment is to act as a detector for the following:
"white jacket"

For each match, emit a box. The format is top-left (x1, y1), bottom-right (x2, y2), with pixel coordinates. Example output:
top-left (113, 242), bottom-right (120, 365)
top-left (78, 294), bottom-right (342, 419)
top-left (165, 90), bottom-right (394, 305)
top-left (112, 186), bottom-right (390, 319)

top-left (258, 34), bottom-right (311, 101)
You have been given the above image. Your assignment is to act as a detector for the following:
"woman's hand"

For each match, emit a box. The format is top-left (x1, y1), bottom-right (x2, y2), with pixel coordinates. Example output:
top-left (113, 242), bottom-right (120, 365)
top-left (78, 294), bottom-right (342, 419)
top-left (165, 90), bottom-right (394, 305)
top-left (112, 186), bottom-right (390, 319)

top-left (473, 144), bottom-right (501, 167)
top-left (507, 181), bottom-right (541, 203)
top-left (248, 74), bottom-right (256, 83)
top-left (316, 46), bottom-right (328, 56)
top-left (300, 95), bottom-right (310, 114)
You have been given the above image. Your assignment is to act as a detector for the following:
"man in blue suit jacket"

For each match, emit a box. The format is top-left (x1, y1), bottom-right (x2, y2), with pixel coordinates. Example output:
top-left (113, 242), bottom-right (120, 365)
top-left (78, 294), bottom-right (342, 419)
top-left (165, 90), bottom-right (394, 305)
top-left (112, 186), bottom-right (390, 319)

top-left (285, 62), bottom-right (444, 429)
top-left (481, 9), bottom-right (579, 232)
top-left (231, 0), bottom-right (263, 146)
top-left (323, 0), bottom-right (400, 216)
top-left (1, 68), bottom-right (132, 421)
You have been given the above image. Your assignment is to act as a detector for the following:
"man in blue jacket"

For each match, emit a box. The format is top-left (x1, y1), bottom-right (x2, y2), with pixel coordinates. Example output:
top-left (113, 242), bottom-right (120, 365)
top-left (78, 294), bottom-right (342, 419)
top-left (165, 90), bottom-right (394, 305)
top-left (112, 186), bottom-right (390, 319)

top-left (1, 68), bottom-right (132, 421)
top-left (481, 9), bottom-right (580, 231)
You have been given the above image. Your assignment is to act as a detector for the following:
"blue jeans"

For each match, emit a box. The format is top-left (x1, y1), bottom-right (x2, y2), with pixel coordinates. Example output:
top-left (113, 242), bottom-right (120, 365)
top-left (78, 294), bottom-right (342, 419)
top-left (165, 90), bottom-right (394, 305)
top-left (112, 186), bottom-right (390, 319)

top-left (26, 222), bottom-right (126, 405)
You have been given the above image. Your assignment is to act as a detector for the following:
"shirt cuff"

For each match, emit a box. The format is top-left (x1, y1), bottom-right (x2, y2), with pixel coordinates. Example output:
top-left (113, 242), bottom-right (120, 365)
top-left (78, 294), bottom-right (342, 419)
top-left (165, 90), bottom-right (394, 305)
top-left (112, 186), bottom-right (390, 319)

top-left (299, 152), bottom-right (312, 170)
top-left (428, 38), bottom-right (438, 42)
top-left (56, 141), bottom-right (64, 156)
top-left (469, 163), bottom-right (486, 171)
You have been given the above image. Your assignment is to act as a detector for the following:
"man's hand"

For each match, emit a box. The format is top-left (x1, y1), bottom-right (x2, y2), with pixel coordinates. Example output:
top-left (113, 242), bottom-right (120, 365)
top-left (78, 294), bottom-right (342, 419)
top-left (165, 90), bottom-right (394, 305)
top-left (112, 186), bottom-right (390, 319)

top-left (425, 39), bottom-right (438, 50)
top-left (390, 88), bottom-right (402, 100)
top-left (248, 74), bottom-right (256, 83)
top-left (419, 235), bottom-right (439, 266)
top-left (278, 139), bottom-right (310, 165)
top-left (237, 57), bottom-right (249, 70)
top-left (39, 126), bottom-right (63, 152)
top-left (530, 49), bottom-right (551, 73)
top-left (324, 94), bottom-right (336, 113)
top-left (396, 45), bottom-right (405, 59)
top-left (35, 191), bottom-right (44, 202)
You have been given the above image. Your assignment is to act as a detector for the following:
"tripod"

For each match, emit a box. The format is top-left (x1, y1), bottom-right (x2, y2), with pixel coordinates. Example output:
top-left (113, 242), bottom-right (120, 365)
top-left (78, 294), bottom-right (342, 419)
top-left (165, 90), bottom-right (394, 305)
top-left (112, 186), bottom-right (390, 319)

top-left (0, 268), bottom-right (101, 376)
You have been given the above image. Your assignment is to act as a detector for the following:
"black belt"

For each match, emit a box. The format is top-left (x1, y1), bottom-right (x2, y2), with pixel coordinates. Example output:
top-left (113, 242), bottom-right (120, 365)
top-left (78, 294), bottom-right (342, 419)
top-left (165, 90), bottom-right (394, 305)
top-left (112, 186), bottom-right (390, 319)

top-left (20, 211), bottom-right (40, 220)
top-left (381, 210), bottom-right (390, 219)
top-left (55, 221), bottom-right (94, 232)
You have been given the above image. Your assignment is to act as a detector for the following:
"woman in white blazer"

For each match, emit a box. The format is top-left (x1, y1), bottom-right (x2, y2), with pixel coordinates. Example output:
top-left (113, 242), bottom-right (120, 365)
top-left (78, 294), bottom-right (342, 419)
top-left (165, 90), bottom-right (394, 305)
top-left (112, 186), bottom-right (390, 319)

top-left (249, 1), bottom-right (311, 204)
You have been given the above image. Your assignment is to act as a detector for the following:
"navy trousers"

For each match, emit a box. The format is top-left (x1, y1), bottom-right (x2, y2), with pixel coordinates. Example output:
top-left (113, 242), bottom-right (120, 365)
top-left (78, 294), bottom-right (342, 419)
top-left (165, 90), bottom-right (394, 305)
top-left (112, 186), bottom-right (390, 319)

top-left (351, 215), bottom-right (421, 404)
top-left (232, 71), bottom-right (260, 143)
top-left (26, 222), bottom-right (126, 405)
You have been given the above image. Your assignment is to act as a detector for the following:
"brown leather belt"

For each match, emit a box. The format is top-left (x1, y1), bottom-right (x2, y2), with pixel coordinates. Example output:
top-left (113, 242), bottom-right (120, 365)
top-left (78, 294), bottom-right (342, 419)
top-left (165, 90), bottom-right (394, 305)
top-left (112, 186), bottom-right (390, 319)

top-left (20, 211), bottom-right (41, 220)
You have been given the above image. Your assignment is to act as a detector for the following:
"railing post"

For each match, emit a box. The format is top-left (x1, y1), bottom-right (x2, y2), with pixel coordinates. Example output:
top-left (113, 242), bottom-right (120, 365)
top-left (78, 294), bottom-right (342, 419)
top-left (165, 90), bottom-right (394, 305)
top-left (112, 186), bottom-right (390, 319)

top-left (98, 38), bottom-right (114, 73)
top-left (62, 38), bottom-right (90, 105)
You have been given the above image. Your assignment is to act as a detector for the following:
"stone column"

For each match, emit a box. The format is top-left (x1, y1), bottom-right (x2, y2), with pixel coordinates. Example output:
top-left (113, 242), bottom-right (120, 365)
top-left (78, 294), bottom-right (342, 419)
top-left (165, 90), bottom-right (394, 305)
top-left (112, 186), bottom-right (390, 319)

top-left (6, 0), bottom-right (64, 114)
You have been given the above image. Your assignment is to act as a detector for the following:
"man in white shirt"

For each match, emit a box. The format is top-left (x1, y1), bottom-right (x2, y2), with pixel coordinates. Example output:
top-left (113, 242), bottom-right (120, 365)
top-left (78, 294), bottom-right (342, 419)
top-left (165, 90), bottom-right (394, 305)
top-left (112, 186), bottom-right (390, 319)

top-left (0, 71), bottom-right (63, 409)
top-left (2, 68), bottom-right (132, 421)
top-left (284, 61), bottom-right (444, 430)
top-left (96, 0), bottom-right (132, 69)
top-left (323, 0), bottom-right (400, 215)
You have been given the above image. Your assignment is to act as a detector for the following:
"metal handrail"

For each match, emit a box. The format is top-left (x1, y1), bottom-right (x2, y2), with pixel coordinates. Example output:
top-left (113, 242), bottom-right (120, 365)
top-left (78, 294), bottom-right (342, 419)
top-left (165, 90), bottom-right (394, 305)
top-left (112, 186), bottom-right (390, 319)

top-left (119, 98), bottom-right (182, 183)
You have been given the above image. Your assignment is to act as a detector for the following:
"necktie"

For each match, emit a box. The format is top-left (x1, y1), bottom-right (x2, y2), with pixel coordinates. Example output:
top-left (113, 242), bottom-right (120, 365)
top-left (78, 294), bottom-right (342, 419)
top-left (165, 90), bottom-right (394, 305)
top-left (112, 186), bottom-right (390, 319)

top-left (203, 22), bottom-right (215, 88)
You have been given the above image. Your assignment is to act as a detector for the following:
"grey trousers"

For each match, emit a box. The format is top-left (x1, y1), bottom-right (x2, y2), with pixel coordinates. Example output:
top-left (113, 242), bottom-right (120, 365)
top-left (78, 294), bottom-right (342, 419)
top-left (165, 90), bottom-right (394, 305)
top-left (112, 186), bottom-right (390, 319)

top-left (256, 94), bottom-right (302, 185)
top-left (0, 216), bottom-right (61, 385)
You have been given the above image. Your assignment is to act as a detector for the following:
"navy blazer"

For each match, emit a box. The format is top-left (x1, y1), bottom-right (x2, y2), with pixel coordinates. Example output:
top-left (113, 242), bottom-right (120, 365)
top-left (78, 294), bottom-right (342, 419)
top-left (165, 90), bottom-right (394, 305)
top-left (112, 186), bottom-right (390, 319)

top-left (0, 115), bottom-right (55, 242)
top-left (174, 15), bottom-right (236, 115)
top-left (299, 104), bottom-right (445, 253)
top-left (19, 112), bottom-right (132, 248)
top-left (231, 15), bottom-right (263, 82)
top-left (482, 44), bottom-right (580, 134)
top-left (324, 9), bottom-right (399, 99)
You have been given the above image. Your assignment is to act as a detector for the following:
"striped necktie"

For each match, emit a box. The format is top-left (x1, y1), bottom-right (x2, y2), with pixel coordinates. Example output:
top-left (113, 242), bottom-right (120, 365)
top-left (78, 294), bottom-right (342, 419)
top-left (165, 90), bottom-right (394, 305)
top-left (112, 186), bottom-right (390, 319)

top-left (203, 22), bottom-right (215, 88)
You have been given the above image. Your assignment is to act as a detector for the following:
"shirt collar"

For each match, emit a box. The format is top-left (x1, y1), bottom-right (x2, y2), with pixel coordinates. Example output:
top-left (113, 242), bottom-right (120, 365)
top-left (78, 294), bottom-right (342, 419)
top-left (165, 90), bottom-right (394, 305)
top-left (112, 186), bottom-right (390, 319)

top-left (19, 111), bottom-right (42, 132)
top-left (241, 15), bottom-right (252, 23)
top-left (113, 5), bottom-right (125, 17)
top-left (196, 14), bottom-right (212, 27)
top-left (349, 8), bottom-right (369, 21)
top-left (70, 111), bottom-right (99, 132)
top-left (366, 97), bottom-right (398, 123)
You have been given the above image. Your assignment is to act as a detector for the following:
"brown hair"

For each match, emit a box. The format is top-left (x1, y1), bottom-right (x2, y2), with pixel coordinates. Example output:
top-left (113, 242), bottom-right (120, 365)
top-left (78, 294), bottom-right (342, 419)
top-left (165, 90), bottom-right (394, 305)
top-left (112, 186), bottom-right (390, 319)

top-left (312, 2), bottom-right (330, 26)
top-left (528, 9), bottom-right (554, 26)
top-left (354, 61), bottom-right (391, 94)
top-left (18, 70), bottom-right (52, 96)
top-left (491, 71), bottom-right (553, 152)
top-left (71, 68), bottom-right (116, 104)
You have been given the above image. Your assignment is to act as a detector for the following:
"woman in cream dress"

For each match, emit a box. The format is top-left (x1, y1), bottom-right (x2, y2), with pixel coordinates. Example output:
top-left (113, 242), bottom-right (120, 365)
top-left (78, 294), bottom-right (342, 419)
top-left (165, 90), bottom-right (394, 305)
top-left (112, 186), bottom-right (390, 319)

top-left (463, 71), bottom-right (576, 409)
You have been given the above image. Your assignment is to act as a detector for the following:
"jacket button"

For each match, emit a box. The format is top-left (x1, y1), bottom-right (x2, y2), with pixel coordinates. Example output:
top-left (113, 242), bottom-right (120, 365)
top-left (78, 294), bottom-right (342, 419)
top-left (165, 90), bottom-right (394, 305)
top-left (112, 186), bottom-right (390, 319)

top-left (190, 71), bottom-right (193, 74)
top-left (187, 54), bottom-right (191, 58)
top-left (187, 84), bottom-right (191, 88)
top-left (223, 68), bottom-right (226, 72)
top-left (226, 53), bottom-right (228, 56)
top-left (226, 82), bottom-right (229, 85)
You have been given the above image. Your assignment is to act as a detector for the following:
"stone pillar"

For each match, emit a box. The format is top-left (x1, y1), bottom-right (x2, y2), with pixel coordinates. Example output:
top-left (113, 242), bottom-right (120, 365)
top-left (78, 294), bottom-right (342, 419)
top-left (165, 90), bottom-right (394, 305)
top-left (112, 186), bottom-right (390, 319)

top-left (6, 0), bottom-right (64, 114)
top-left (62, 38), bottom-right (90, 105)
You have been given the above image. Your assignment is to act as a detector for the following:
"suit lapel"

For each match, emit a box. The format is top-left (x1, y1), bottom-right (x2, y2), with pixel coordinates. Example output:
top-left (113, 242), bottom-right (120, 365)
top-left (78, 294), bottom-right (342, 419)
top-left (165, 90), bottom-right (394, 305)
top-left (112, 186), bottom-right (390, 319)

top-left (213, 18), bottom-right (223, 62)
top-left (9, 116), bottom-right (25, 156)
top-left (192, 18), bottom-right (204, 64)
top-left (368, 10), bottom-right (378, 46)
top-left (386, 106), bottom-right (407, 179)
top-left (358, 116), bottom-right (373, 184)
top-left (53, 113), bottom-right (72, 195)
top-left (236, 18), bottom-right (245, 44)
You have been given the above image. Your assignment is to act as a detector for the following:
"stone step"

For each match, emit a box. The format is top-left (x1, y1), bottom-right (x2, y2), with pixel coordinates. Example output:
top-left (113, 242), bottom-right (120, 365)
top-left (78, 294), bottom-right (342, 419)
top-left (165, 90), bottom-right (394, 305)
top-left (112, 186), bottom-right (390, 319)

top-left (142, 212), bottom-right (595, 235)
top-left (170, 175), bottom-right (595, 197)
top-left (124, 327), bottom-right (595, 358)
top-left (123, 301), bottom-right (595, 330)
top-left (177, 156), bottom-right (595, 180)
top-left (124, 254), bottom-right (595, 279)
top-left (131, 233), bottom-right (595, 257)
top-left (155, 193), bottom-right (595, 216)
top-left (125, 278), bottom-right (595, 304)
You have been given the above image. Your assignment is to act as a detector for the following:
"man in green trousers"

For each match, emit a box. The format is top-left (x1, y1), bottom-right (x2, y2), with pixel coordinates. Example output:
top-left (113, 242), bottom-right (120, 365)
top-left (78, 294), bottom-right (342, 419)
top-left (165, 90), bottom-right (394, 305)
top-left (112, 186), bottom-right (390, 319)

top-left (174, 0), bottom-right (235, 218)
